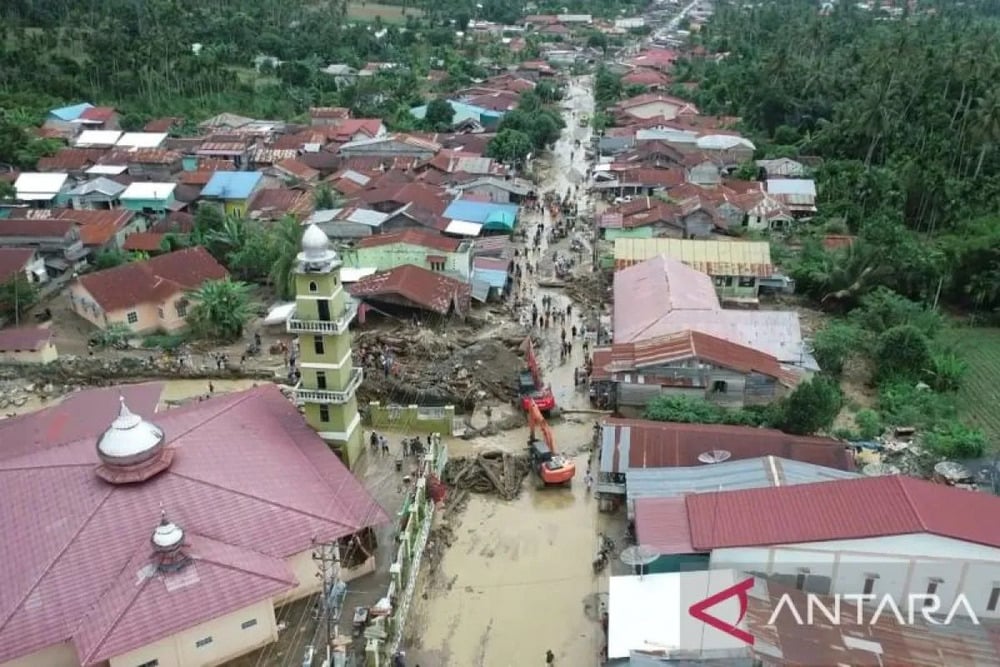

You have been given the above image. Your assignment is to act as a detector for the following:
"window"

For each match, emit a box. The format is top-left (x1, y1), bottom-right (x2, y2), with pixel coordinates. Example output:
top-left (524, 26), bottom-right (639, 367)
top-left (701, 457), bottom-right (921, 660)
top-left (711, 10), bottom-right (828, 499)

top-left (137, 660), bottom-right (159, 667)
top-left (319, 405), bottom-right (330, 423)
top-left (241, 618), bottom-right (258, 630)
top-left (157, 307), bottom-right (165, 319)
top-left (126, 311), bottom-right (138, 324)
top-left (431, 262), bottom-right (445, 272)
top-left (989, 585), bottom-right (1000, 612)
top-left (313, 335), bottom-right (325, 355)
top-left (333, 275), bottom-right (339, 286)
top-left (308, 281), bottom-right (318, 293)
top-left (925, 578), bottom-right (942, 607)
top-left (175, 300), bottom-right (188, 317)
top-left (317, 371), bottom-right (327, 390)
top-left (795, 569), bottom-right (810, 591)
top-left (711, 380), bottom-right (727, 394)
top-left (195, 636), bottom-right (213, 648)
top-left (738, 276), bottom-right (756, 288)
top-left (863, 574), bottom-right (878, 596)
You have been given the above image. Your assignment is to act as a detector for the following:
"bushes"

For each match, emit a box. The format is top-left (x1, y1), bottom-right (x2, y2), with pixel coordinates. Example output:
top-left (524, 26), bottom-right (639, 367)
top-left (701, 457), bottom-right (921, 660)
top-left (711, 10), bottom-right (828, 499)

top-left (643, 395), bottom-right (772, 427)
top-left (811, 322), bottom-right (860, 376)
top-left (923, 422), bottom-right (987, 459)
top-left (874, 325), bottom-right (933, 383)
top-left (854, 409), bottom-right (882, 439)
top-left (778, 376), bottom-right (843, 435)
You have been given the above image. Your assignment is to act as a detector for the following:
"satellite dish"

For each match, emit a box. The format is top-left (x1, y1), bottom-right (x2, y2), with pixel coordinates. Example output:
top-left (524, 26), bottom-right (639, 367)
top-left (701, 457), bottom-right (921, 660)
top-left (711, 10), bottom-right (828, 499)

top-left (698, 450), bottom-right (731, 464)
top-left (620, 545), bottom-right (660, 578)
top-left (862, 463), bottom-right (900, 477)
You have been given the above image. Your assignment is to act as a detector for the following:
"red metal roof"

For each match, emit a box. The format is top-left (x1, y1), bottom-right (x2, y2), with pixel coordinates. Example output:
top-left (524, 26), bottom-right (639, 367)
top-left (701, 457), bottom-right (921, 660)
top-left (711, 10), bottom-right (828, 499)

top-left (247, 188), bottom-right (313, 220)
top-left (349, 264), bottom-right (471, 315)
top-left (634, 497), bottom-right (695, 554)
top-left (686, 475), bottom-right (1000, 551)
top-left (122, 232), bottom-right (167, 252)
top-left (79, 106), bottom-right (116, 123)
top-left (52, 209), bottom-right (134, 247)
top-left (76, 247), bottom-right (228, 312)
top-left (37, 148), bottom-right (107, 171)
top-left (276, 157), bottom-right (320, 181)
top-left (143, 117), bottom-right (181, 132)
top-left (0, 248), bottom-right (36, 283)
top-left (0, 384), bottom-right (387, 664)
top-left (357, 228), bottom-right (462, 253)
top-left (601, 418), bottom-right (852, 473)
top-left (0, 326), bottom-right (52, 352)
top-left (0, 218), bottom-right (75, 238)
top-left (309, 106), bottom-right (350, 119)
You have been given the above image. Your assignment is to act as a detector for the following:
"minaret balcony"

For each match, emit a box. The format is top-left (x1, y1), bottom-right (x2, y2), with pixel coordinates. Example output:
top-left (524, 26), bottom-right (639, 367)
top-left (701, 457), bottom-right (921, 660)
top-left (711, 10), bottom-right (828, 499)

top-left (287, 302), bottom-right (357, 335)
top-left (293, 367), bottom-right (364, 404)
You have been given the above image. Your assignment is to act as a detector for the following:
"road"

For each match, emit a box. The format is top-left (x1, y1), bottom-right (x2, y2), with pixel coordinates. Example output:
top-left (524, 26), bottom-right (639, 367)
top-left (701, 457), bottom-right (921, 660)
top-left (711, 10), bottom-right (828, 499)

top-left (404, 76), bottom-right (622, 667)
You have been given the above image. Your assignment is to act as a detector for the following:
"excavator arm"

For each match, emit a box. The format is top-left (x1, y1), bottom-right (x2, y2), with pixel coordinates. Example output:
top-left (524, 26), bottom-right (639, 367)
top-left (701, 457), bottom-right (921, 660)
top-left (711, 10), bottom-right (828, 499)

top-left (522, 337), bottom-right (543, 389)
top-left (526, 398), bottom-right (557, 455)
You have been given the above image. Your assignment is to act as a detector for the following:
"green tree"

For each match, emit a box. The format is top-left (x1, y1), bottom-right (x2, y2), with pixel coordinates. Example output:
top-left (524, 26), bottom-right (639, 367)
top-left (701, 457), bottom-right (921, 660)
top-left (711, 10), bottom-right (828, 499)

top-left (854, 409), bottom-right (882, 440)
top-left (850, 287), bottom-right (942, 338)
top-left (186, 278), bottom-right (252, 341)
top-left (487, 129), bottom-right (533, 166)
top-left (924, 421), bottom-right (987, 459)
top-left (810, 322), bottom-right (860, 376)
top-left (93, 248), bottom-right (129, 270)
top-left (314, 184), bottom-right (338, 210)
top-left (422, 97), bottom-right (455, 131)
top-left (875, 325), bottom-right (933, 383)
top-left (268, 216), bottom-right (303, 300)
top-left (778, 376), bottom-right (843, 435)
top-left (0, 275), bottom-right (39, 322)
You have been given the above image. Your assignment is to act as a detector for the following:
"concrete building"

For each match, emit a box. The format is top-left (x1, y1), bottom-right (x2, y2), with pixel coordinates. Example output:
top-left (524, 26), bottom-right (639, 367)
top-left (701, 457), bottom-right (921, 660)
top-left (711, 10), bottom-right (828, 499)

top-left (119, 182), bottom-right (177, 216)
top-left (0, 219), bottom-right (88, 272)
top-left (0, 326), bottom-right (58, 364)
top-left (287, 225), bottom-right (365, 466)
top-left (0, 247), bottom-right (48, 285)
top-left (345, 229), bottom-right (474, 282)
top-left (199, 171), bottom-right (264, 216)
top-left (0, 383), bottom-right (386, 667)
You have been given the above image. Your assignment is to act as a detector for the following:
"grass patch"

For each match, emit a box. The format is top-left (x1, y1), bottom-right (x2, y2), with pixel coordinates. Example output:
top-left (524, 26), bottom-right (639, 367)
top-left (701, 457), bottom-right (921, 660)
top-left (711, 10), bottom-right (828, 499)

top-left (942, 326), bottom-right (1000, 445)
top-left (346, 2), bottom-right (422, 23)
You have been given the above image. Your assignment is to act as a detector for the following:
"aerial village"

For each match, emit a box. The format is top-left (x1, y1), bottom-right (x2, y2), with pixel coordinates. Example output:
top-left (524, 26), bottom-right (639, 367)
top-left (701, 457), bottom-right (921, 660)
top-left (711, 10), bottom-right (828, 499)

top-left (2, 0), bottom-right (1000, 666)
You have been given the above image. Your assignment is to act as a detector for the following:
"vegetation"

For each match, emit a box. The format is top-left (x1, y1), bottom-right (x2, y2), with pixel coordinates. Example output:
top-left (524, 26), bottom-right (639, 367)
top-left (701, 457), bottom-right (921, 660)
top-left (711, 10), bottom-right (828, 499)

top-left (487, 89), bottom-right (566, 166)
top-left (943, 328), bottom-right (1000, 445)
top-left (0, 275), bottom-right (39, 323)
top-left (186, 278), bottom-right (252, 341)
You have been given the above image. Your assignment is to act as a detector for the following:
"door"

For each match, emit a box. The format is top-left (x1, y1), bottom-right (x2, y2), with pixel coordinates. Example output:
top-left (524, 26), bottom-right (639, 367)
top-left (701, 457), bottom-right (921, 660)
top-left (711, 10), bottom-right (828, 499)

top-left (318, 299), bottom-right (331, 321)
top-left (317, 371), bottom-right (327, 389)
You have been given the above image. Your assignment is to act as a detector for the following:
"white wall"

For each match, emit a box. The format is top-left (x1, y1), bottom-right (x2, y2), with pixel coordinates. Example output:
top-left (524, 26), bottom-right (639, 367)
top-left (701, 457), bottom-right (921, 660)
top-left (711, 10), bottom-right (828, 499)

top-left (710, 533), bottom-right (1000, 618)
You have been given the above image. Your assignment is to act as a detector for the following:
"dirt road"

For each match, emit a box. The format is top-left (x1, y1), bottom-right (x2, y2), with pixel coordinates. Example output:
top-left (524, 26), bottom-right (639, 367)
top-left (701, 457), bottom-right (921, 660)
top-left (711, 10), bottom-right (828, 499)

top-left (404, 76), bottom-right (616, 667)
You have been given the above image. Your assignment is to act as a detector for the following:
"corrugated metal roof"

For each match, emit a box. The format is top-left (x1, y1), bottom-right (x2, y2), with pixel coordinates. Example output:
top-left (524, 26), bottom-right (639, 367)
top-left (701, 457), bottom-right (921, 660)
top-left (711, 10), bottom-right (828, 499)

top-left (766, 178), bottom-right (816, 197)
top-left (633, 496), bottom-right (695, 554)
top-left (614, 238), bottom-right (773, 277)
top-left (598, 418), bottom-right (852, 475)
top-left (687, 475), bottom-right (1000, 550)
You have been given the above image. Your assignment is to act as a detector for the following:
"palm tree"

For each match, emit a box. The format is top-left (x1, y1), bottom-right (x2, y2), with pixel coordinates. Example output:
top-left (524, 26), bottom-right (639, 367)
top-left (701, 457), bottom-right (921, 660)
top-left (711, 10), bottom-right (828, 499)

top-left (973, 88), bottom-right (1000, 178)
top-left (268, 216), bottom-right (303, 300)
top-left (186, 278), bottom-right (252, 341)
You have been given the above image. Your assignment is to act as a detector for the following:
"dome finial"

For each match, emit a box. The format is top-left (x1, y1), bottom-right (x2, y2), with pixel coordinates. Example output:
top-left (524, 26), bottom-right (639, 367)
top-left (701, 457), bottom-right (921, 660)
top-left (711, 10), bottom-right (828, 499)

top-left (95, 395), bottom-right (170, 484)
top-left (297, 223), bottom-right (339, 267)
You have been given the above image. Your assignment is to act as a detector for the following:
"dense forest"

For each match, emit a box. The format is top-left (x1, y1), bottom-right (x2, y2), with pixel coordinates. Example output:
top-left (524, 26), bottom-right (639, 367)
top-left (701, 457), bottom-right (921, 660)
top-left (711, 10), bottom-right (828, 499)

top-left (676, 0), bottom-right (1000, 314)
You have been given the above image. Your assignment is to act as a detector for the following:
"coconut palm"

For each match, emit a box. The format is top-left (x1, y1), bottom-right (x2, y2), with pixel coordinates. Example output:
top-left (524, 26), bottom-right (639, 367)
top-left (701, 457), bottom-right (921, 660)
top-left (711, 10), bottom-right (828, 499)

top-left (268, 216), bottom-right (303, 300)
top-left (186, 278), bottom-right (252, 341)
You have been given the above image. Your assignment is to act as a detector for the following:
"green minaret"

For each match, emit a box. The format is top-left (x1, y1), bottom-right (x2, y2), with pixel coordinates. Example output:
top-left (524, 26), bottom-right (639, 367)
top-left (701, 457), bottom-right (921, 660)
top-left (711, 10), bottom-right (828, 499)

top-left (288, 224), bottom-right (364, 466)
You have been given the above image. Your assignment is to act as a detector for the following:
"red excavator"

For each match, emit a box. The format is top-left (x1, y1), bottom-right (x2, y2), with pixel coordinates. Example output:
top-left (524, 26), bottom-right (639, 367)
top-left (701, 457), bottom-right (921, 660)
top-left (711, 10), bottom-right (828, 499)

top-left (526, 398), bottom-right (576, 486)
top-left (518, 337), bottom-right (556, 414)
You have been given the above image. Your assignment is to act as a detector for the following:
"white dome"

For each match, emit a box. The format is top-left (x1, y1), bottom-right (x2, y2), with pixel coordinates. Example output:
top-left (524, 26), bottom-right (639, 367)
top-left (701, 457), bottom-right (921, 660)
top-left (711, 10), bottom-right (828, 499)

top-left (298, 224), bottom-right (339, 265)
top-left (152, 516), bottom-right (185, 550)
top-left (97, 398), bottom-right (165, 466)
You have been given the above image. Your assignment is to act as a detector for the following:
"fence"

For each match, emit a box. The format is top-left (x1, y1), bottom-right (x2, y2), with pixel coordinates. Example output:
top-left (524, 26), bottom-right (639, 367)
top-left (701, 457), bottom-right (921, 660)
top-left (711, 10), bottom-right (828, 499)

top-left (366, 402), bottom-right (457, 435)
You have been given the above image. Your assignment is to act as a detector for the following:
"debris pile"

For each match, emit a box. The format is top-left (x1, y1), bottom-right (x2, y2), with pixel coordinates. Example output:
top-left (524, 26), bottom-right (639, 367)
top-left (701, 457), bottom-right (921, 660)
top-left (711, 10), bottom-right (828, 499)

top-left (443, 451), bottom-right (532, 500)
top-left (356, 327), bottom-right (526, 407)
top-left (564, 271), bottom-right (610, 309)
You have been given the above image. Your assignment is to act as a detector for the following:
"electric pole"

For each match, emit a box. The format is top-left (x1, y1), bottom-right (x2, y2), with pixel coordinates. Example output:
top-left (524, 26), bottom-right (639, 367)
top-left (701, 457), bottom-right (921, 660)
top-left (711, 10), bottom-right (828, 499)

top-left (312, 539), bottom-right (341, 659)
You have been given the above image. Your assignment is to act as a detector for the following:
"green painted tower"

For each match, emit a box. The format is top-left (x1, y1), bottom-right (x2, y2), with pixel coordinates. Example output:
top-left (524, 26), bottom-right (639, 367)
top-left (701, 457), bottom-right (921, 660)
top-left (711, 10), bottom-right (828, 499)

top-left (288, 224), bottom-right (364, 466)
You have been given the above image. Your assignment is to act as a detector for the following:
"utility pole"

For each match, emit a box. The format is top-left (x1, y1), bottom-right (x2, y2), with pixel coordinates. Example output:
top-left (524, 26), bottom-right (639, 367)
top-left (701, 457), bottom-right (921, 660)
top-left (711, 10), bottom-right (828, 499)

top-left (312, 539), bottom-right (341, 661)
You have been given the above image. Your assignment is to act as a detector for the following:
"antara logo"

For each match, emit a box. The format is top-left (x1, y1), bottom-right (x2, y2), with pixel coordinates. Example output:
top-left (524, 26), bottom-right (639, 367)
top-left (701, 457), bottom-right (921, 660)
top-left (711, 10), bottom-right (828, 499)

top-left (688, 577), bottom-right (756, 646)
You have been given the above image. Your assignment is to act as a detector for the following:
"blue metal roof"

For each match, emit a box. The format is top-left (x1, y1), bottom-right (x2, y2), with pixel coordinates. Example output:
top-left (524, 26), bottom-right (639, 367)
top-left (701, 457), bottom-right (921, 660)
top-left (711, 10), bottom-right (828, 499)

top-left (201, 171), bottom-right (263, 200)
top-left (410, 100), bottom-right (504, 124)
top-left (473, 267), bottom-right (508, 289)
top-left (48, 103), bottom-right (94, 121)
top-left (444, 200), bottom-right (518, 228)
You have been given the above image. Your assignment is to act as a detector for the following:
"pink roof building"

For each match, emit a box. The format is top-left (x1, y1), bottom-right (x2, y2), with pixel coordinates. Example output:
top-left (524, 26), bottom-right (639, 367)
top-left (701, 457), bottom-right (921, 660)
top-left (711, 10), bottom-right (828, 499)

top-left (0, 384), bottom-right (386, 666)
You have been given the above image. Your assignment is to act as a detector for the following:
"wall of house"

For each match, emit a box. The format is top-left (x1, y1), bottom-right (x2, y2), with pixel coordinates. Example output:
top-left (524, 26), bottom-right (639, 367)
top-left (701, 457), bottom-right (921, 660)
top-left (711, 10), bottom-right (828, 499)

top-left (114, 217), bottom-right (148, 250)
top-left (682, 211), bottom-right (715, 239)
top-left (711, 274), bottom-right (759, 299)
top-left (613, 365), bottom-right (779, 414)
top-left (687, 163), bottom-right (721, 186)
top-left (0, 341), bottom-right (58, 364)
top-left (380, 215), bottom-right (425, 234)
top-left (351, 244), bottom-right (472, 282)
top-left (604, 227), bottom-right (654, 241)
top-left (461, 183), bottom-right (513, 204)
top-left (108, 599), bottom-right (277, 667)
top-left (0, 641), bottom-right (78, 667)
top-left (710, 534), bottom-right (1000, 618)
top-left (69, 284), bottom-right (190, 333)
top-left (70, 194), bottom-right (119, 210)
top-left (121, 196), bottom-right (174, 214)
top-left (274, 548), bottom-right (376, 607)
top-left (366, 402), bottom-right (457, 435)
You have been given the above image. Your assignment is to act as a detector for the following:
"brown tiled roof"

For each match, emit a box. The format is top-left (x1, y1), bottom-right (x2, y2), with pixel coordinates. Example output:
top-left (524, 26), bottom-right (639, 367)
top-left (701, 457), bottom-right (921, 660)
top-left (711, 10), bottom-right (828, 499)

top-left (79, 106), bottom-right (116, 123)
top-left (358, 182), bottom-right (447, 216)
top-left (149, 211), bottom-right (195, 234)
top-left (357, 228), bottom-right (462, 253)
top-left (0, 218), bottom-right (75, 238)
top-left (0, 248), bottom-right (36, 283)
top-left (127, 148), bottom-right (181, 165)
top-left (348, 264), bottom-right (471, 315)
top-left (143, 117), bottom-right (182, 132)
top-left (76, 247), bottom-right (228, 312)
top-left (0, 326), bottom-right (52, 352)
top-left (37, 148), bottom-right (107, 171)
top-left (247, 188), bottom-right (313, 220)
top-left (275, 158), bottom-right (320, 181)
top-left (122, 232), bottom-right (168, 252)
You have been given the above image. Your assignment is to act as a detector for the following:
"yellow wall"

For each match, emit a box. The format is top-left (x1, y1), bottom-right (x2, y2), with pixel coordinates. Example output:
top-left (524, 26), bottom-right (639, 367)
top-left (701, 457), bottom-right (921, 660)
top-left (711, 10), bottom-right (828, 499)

top-left (0, 642), bottom-right (77, 667)
top-left (0, 341), bottom-right (58, 364)
top-left (70, 283), bottom-right (192, 334)
top-left (108, 598), bottom-right (277, 667)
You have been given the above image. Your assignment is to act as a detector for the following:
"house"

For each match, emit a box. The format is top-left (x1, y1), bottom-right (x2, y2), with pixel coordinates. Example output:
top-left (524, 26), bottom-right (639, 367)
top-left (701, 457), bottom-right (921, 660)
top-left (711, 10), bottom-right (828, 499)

top-left (200, 171), bottom-right (264, 215)
top-left (73, 129), bottom-right (123, 148)
top-left (595, 418), bottom-right (853, 513)
top-left (0, 247), bottom-right (48, 285)
top-left (198, 112), bottom-right (256, 133)
top-left (328, 119), bottom-right (387, 144)
top-left (606, 570), bottom-right (1000, 666)
top-left (320, 63), bottom-right (359, 85)
top-left (766, 178), bottom-right (817, 217)
top-left (0, 326), bottom-right (58, 364)
top-left (349, 264), bottom-right (472, 318)
top-left (47, 209), bottom-right (142, 253)
top-left (115, 132), bottom-right (168, 150)
top-left (744, 193), bottom-right (796, 232)
top-left (556, 13), bottom-right (592, 23)
top-left (628, 47), bottom-right (678, 72)
top-left (126, 148), bottom-right (183, 180)
top-left (471, 256), bottom-right (511, 301)
top-left (43, 102), bottom-right (95, 135)
top-left (613, 255), bottom-right (811, 367)
top-left (338, 134), bottom-right (440, 160)
top-left (633, 475), bottom-right (1000, 621)
top-left (453, 177), bottom-right (532, 204)
top-left (409, 100), bottom-right (504, 129)
top-left (69, 247), bottom-right (228, 333)
top-left (13, 173), bottom-right (70, 206)
top-left (0, 219), bottom-right (88, 271)
top-left (592, 330), bottom-right (800, 415)
top-left (66, 177), bottom-right (125, 210)
top-left (612, 238), bottom-right (775, 299)
top-left (345, 229), bottom-right (474, 282)
top-left (621, 67), bottom-right (672, 90)
top-left (756, 157), bottom-right (807, 178)
top-left (120, 182), bottom-right (178, 216)
top-left (36, 148), bottom-right (108, 175)
top-left (696, 134), bottom-right (756, 167)
top-left (73, 106), bottom-right (120, 130)
top-left (246, 188), bottom-right (314, 221)
top-left (0, 383), bottom-right (385, 667)
top-left (143, 117), bottom-right (183, 133)
top-left (442, 199), bottom-right (518, 233)
top-left (274, 158), bottom-right (320, 184)
top-left (358, 182), bottom-right (449, 231)
top-left (615, 93), bottom-right (699, 121)
top-left (305, 206), bottom-right (392, 240)
top-left (195, 136), bottom-right (252, 169)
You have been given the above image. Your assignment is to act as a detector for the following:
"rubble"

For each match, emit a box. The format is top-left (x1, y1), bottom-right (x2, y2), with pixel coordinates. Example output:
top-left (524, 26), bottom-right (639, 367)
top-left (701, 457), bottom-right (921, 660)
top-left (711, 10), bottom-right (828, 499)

top-left (442, 451), bottom-right (532, 501)
top-left (356, 327), bottom-right (527, 408)
top-left (563, 271), bottom-right (611, 309)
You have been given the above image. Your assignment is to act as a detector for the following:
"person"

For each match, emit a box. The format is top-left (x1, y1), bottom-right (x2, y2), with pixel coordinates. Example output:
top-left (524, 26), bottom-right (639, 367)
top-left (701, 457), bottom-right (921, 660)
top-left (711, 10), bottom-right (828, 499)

top-left (370, 431), bottom-right (379, 453)
top-left (402, 438), bottom-right (410, 457)
top-left (546, 649), bottom-right (555, 664)
top-left (585, 470), bottom-right (593, 490)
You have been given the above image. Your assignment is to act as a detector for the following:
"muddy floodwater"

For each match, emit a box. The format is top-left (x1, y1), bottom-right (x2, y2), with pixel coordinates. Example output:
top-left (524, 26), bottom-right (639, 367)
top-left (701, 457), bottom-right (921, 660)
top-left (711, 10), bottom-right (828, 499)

top-left (407, 419), bottom-right (614, 667)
